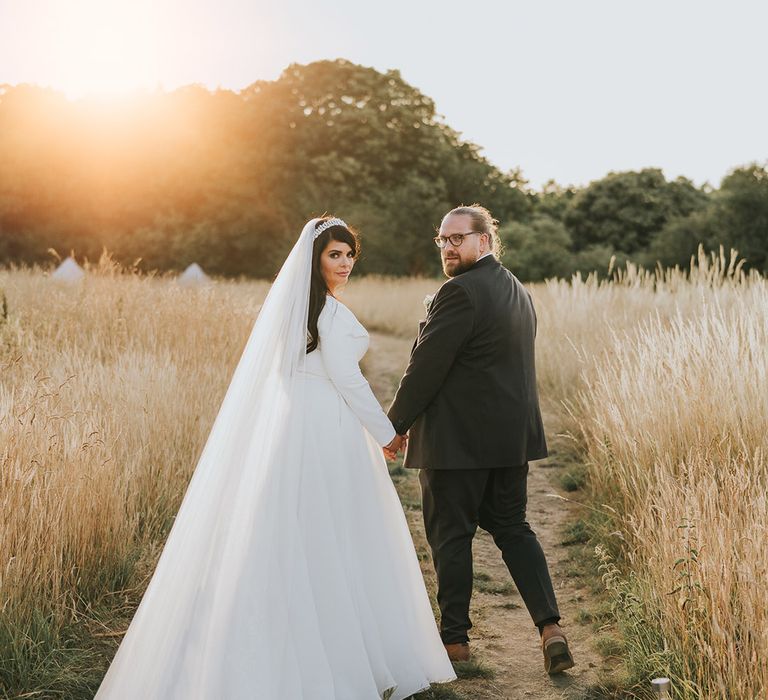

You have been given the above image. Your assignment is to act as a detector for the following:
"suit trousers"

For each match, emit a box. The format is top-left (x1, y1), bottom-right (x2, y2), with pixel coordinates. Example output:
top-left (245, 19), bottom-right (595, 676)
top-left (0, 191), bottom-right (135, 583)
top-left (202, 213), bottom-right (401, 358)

top-left (419, 464), bottom-right (560, 644)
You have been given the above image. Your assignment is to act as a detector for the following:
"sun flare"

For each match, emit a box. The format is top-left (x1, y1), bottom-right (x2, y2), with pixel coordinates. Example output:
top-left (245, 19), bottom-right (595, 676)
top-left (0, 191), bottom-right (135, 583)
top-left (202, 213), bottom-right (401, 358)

top-left (47, 0), bottom-right (161, 98)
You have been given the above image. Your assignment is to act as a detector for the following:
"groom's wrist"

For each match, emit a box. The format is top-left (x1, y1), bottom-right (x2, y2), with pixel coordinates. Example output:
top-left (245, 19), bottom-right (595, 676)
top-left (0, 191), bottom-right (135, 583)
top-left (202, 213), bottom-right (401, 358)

top-left (391, 418), bottom-right (408, 435)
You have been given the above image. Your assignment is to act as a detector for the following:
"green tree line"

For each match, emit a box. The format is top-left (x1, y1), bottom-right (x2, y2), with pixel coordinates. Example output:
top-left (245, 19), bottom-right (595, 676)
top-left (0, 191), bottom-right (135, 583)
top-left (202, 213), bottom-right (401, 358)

top-left (0, 59), bottom-right (766, 280)
top-left (503, 166), bottom-right (768, 280)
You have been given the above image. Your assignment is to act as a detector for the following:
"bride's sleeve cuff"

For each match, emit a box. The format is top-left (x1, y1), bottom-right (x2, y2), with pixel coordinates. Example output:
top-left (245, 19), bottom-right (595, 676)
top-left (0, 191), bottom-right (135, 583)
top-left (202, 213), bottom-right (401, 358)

top-left (378, 425), bottom-right (397, 447)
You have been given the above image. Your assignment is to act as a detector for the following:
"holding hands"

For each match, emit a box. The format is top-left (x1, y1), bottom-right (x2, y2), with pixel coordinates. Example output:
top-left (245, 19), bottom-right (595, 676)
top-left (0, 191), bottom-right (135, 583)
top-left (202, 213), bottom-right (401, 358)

top-left (383, 433), bottom-right (408, 461)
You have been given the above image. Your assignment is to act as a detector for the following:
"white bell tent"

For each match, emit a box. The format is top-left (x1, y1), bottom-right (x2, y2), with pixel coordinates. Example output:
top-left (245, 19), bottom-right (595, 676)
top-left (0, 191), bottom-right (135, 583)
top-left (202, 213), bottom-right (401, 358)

top-left (178, 262), bottom-right (211, 285)
top-left (51, 257), bottom-right (85, 282)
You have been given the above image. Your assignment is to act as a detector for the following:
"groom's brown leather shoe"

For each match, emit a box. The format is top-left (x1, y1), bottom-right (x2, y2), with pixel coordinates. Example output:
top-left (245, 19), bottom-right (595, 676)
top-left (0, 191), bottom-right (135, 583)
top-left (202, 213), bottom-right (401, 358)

top-left (541, 624), bottom-right (575, 674)
top-left (444, 642), bottom-right (471, 663)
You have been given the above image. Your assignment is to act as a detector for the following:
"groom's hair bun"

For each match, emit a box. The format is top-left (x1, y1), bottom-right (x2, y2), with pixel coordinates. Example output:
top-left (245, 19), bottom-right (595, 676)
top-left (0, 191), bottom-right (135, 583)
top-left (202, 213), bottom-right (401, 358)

top-left (444, 204), bottom-right (503, 259)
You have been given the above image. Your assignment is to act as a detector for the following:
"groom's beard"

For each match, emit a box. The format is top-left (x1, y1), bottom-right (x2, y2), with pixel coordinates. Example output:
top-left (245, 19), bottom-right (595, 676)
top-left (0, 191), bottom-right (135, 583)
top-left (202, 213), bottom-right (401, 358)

top-left (443, 255), bottom-right (476, 277)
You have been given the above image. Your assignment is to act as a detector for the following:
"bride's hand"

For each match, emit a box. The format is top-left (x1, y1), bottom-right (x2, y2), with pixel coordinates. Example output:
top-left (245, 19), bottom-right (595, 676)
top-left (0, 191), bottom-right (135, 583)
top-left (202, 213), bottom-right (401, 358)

top-left (383, 434), bottom-right (407, 460)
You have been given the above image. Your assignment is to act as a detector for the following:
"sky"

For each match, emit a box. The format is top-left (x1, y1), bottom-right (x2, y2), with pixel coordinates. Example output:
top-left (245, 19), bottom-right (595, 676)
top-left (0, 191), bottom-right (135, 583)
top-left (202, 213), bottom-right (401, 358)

top-left (1, 0), bottom-right (766, 188)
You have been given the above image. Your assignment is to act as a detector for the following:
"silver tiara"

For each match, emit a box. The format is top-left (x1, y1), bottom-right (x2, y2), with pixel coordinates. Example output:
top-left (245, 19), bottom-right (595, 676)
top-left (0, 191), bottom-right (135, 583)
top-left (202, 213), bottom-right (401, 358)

top-left (314, 218), bottom-right (347, 239)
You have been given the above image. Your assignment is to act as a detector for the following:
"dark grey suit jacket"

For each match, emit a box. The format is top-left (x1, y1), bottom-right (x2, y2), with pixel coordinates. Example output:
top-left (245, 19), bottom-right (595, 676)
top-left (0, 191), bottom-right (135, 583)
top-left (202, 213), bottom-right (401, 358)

top-left (387, 255), bottom-right (548, 470)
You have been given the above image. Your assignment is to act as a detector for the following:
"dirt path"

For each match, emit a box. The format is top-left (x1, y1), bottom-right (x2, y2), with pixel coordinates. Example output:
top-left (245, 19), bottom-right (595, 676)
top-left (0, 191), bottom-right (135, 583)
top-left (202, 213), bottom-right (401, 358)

top-left (366, 333), bottom-right (609, 700)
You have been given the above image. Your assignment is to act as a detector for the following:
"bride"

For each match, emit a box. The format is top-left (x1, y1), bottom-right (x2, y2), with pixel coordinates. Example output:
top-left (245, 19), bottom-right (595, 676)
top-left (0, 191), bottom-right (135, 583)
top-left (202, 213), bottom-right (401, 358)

top-left (95, 217), bottom-right (456, 699)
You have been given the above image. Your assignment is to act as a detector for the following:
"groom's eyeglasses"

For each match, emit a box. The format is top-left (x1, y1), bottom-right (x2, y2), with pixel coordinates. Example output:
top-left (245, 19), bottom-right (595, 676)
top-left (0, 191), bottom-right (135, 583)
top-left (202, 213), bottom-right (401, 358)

top-left (433, 231), bottom-right (481, 248)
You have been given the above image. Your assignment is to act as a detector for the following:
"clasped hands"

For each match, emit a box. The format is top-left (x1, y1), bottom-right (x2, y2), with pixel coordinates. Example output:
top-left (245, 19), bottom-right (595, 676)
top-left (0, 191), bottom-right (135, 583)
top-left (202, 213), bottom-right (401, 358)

top-left (383, 433), bottom-right (408, 461)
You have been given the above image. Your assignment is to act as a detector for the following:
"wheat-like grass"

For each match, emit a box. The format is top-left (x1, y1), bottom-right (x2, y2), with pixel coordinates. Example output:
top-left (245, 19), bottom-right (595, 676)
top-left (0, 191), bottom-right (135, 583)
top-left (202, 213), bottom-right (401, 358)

top-left (570, 287), bottom-right (768, 698)
top-left (343, 275), bottom-right (438, 338)
top-left (1, 249), bottom-right (765, 697)
top-left (0, 265), bottom-right (269, 688)
top-left (530, 252), bottom-right (767, 698)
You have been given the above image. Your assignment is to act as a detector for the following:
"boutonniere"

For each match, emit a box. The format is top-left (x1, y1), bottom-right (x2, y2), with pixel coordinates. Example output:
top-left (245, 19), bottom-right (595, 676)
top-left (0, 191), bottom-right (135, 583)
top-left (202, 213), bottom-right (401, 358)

top-left (423, 293), bottom-right (435, 314)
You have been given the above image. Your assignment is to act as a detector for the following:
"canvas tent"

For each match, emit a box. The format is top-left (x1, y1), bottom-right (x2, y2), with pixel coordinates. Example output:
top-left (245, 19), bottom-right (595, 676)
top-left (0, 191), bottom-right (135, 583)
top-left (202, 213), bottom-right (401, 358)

top-left (51, 257), bottom-right (85, 282)
top-left (178, 263), bottom-right (211, 285)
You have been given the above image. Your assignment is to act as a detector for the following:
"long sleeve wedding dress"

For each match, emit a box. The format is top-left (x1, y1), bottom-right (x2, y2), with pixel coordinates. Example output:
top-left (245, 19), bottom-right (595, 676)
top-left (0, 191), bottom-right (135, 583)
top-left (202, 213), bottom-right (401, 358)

top-left (95, 220), bottom-right (455, 700)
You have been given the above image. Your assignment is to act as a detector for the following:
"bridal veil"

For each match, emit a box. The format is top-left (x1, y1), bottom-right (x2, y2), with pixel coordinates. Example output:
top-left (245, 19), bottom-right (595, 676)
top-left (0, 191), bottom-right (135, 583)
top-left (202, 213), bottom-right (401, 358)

top-left (96, 219), bottom-right (321, 697)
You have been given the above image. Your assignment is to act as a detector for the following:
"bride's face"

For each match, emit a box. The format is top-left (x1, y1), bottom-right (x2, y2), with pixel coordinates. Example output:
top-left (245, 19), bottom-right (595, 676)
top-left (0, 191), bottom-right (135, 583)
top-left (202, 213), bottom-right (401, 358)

top-left (321, 239), bottom-right (356, 294)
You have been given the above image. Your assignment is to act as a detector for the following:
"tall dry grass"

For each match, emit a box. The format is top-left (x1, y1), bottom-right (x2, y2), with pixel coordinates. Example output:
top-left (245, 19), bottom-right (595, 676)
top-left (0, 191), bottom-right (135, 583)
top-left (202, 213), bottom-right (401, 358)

top-left (534, 253), bottom-right (767, 699)
top-left (0, 263), bottom-right (269, 691)
top-left (1, 250), bottom-right (766, 697)
top-left (344, 275), bottom-right (438, 338)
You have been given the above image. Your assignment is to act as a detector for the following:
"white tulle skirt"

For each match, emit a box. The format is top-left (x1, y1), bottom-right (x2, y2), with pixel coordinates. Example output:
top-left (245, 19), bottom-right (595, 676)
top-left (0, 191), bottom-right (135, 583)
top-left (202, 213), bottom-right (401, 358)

top-left (95, 373), bottom-right (455, 700)
top-left (289, 375), bottom-right (455, 699)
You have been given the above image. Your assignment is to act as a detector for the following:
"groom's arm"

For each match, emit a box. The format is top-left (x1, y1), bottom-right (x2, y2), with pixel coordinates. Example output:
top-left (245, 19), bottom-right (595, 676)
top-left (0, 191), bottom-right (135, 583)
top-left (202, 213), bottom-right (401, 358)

top-left (387, 282), bottom-right (473, 434)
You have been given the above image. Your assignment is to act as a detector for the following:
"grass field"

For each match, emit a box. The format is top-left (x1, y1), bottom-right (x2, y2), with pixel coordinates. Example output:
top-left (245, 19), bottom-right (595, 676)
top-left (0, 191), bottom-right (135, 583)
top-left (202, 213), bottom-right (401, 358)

top-left (1, 250), bottom-right (765, 698)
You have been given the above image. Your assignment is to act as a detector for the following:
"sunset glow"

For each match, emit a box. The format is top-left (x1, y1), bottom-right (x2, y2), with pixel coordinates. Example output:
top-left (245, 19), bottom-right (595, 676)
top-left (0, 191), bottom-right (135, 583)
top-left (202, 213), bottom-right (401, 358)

top-left (2, 0), bottom-right (766, 185)
top-left (44, 0), bottom-right (161, 98)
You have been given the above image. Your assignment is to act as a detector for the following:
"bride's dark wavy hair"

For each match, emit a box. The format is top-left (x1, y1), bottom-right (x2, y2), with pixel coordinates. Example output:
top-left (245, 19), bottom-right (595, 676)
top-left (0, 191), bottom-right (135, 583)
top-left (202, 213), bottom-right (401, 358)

top-left (306, 217), bottom-right (359, 353)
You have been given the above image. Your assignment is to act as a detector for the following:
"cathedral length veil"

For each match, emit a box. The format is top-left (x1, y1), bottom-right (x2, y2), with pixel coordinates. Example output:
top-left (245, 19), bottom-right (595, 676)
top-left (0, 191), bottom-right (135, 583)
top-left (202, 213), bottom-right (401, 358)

top-left (96, 219), bottom-right (329, 698)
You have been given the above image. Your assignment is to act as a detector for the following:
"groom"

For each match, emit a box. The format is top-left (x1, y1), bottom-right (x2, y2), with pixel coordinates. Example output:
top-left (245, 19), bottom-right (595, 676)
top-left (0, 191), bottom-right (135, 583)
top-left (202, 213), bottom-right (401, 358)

top-left (386, 205), bottom-right (574, 674)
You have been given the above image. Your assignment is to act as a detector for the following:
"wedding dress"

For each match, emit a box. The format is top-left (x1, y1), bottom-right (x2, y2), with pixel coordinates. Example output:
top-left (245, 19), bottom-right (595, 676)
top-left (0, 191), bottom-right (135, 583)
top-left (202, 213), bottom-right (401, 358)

top-left (94, 220), bottom-right (455, 699)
